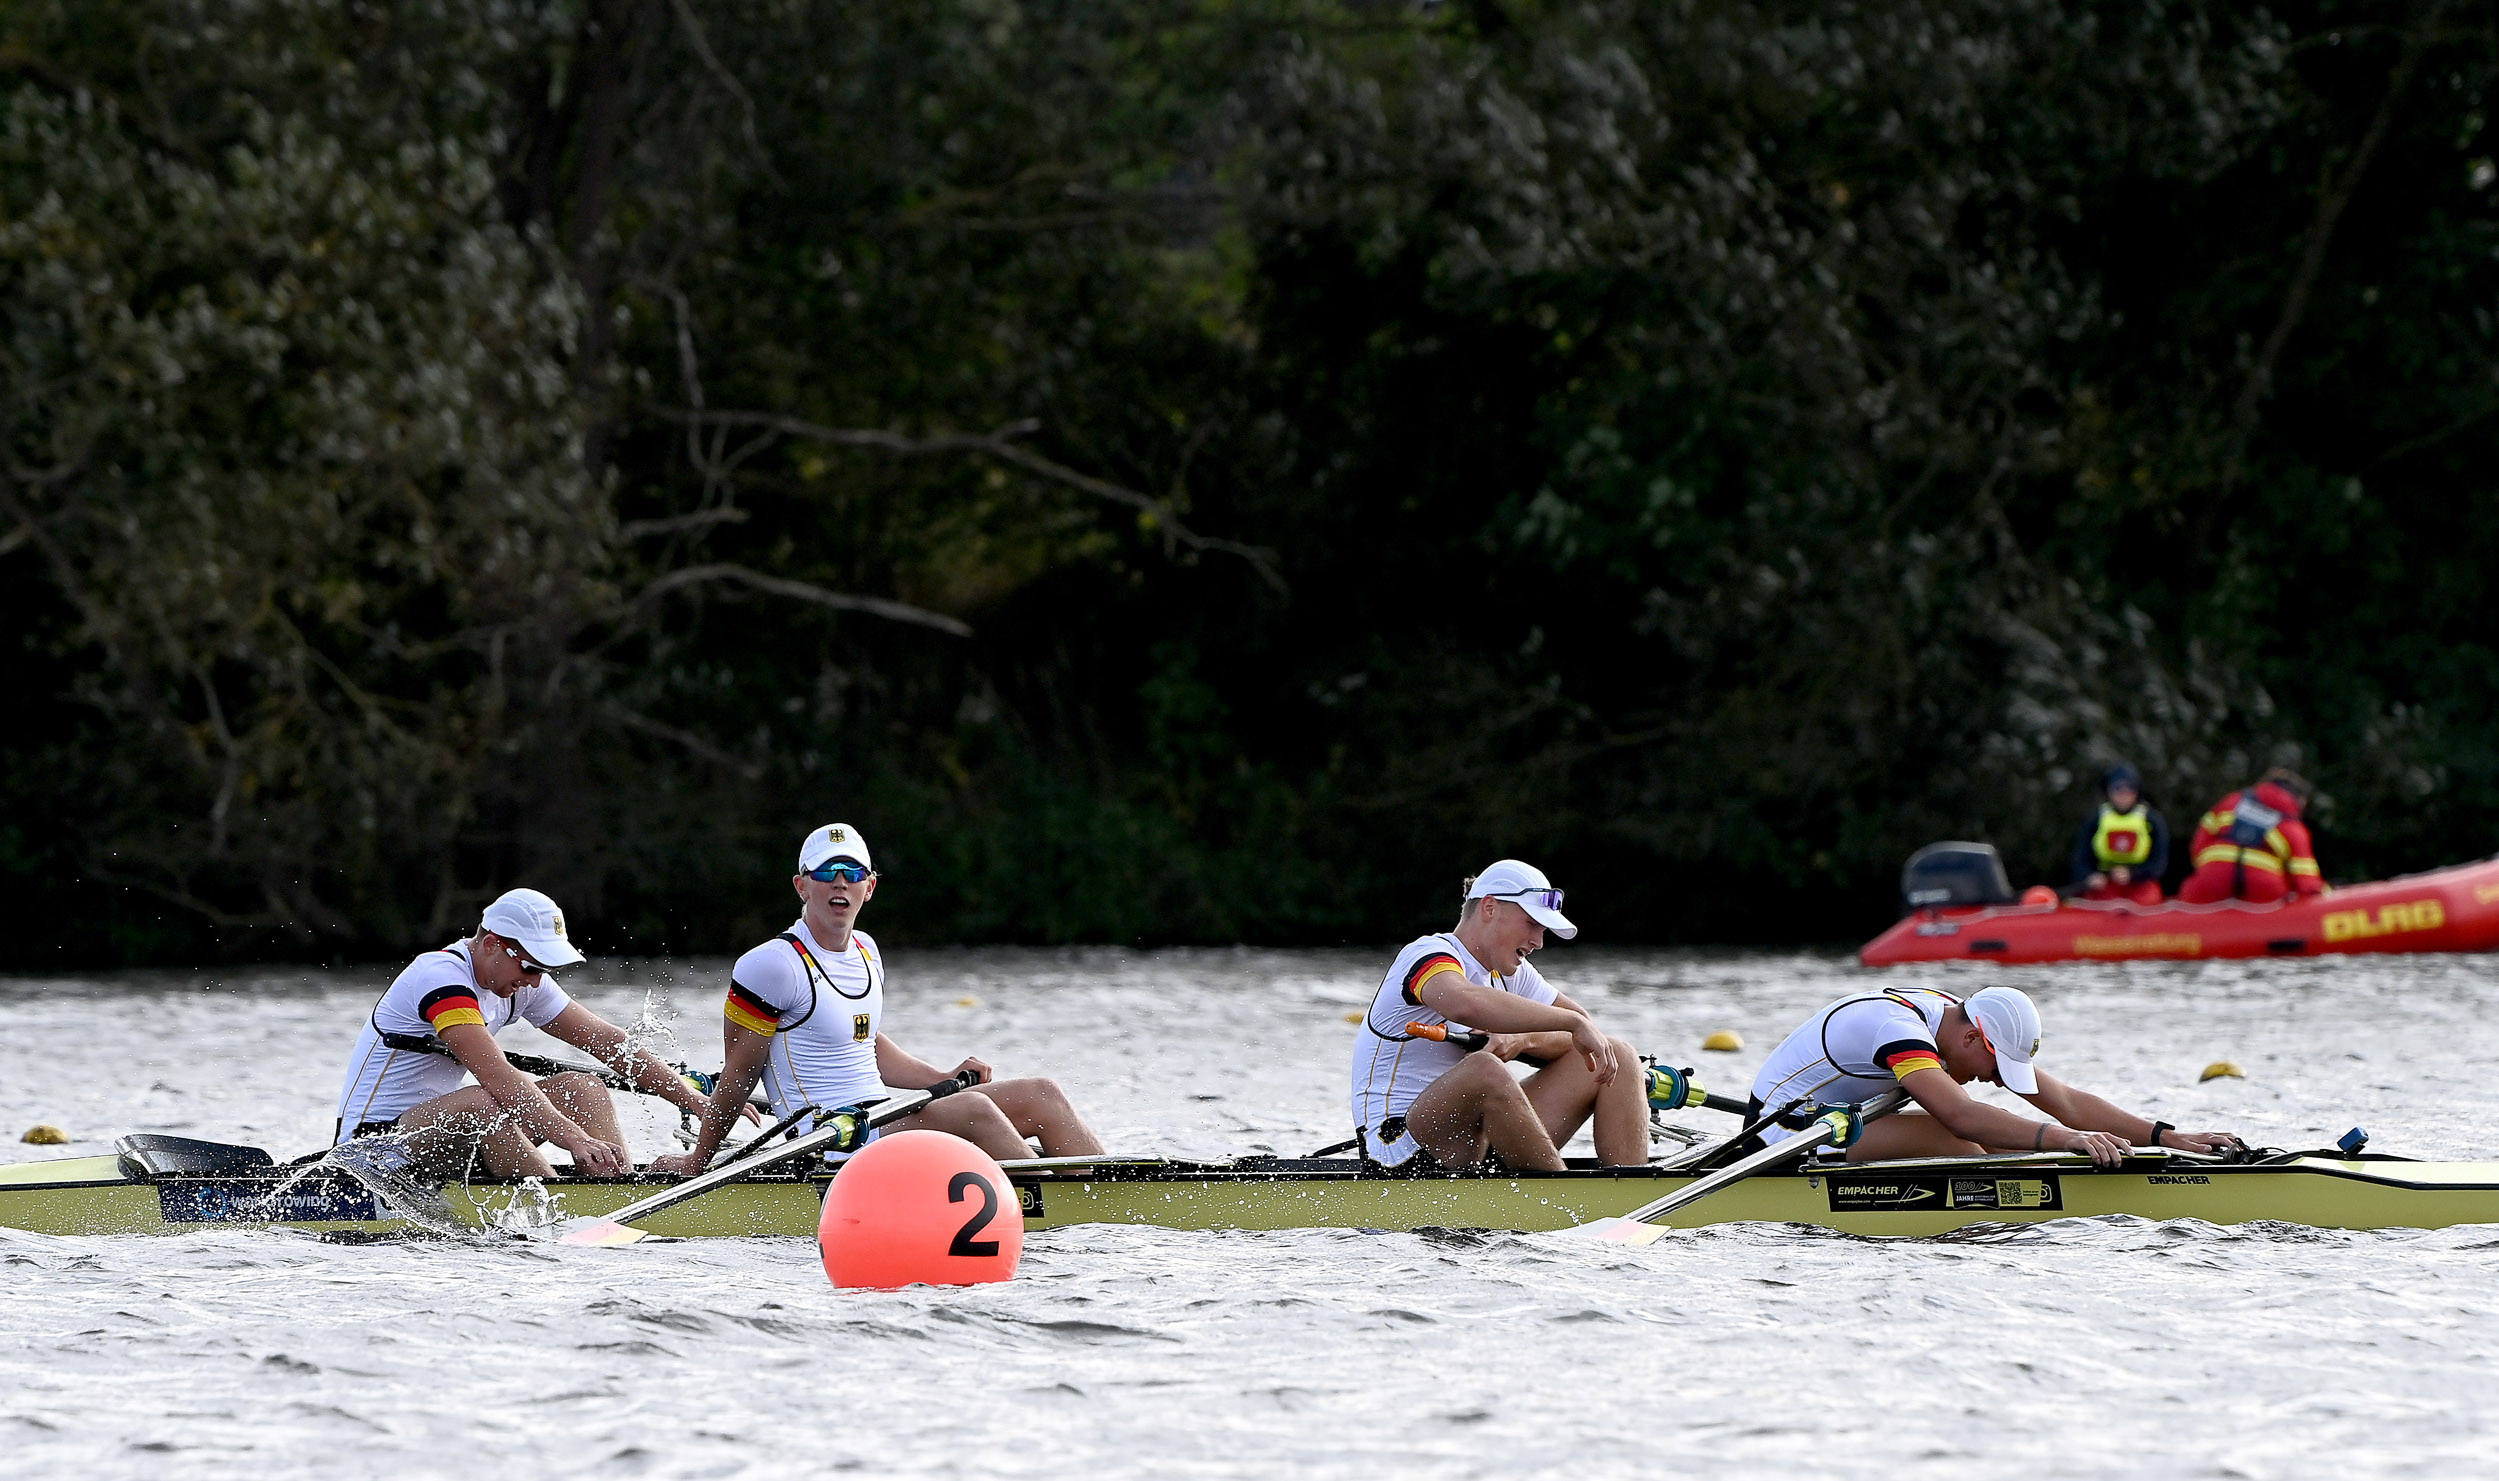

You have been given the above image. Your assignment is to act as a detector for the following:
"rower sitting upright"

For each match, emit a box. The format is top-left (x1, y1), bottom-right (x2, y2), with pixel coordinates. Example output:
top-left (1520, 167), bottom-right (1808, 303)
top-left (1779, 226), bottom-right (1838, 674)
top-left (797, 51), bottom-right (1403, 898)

top-left (651, 823), bottom-right (1106, 1175)
top-left (1747, 984), bottom-right (2240, 1166)
top-left (334, 888), bottom-right (714, 1178)
top-left (1349, 859), bottom-right (1649, 1172)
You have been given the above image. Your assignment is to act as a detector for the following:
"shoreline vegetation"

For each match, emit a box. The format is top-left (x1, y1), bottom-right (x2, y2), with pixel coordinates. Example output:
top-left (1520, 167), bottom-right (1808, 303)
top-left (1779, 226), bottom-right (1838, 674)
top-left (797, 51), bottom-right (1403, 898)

top-left (2, 1), bottom-right (2493, 967)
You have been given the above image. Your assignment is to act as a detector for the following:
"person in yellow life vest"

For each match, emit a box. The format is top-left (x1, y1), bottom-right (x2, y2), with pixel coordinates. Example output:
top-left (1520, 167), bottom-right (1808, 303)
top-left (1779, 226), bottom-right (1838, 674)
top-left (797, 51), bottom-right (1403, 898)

top-left (2068, 763), bottom-right (2169, 905)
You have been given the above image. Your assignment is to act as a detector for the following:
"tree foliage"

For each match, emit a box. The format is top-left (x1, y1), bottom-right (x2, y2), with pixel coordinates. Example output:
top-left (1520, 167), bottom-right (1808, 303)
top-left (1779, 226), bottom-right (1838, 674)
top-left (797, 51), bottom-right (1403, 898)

top-left (1, 0), bottom-right (2493, 962)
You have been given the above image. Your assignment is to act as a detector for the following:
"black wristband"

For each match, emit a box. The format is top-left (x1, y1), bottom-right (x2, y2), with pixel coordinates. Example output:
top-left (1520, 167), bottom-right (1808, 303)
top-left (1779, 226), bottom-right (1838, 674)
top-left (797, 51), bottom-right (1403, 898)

top-left (2148, 1120), bottom-right (2174, 1149)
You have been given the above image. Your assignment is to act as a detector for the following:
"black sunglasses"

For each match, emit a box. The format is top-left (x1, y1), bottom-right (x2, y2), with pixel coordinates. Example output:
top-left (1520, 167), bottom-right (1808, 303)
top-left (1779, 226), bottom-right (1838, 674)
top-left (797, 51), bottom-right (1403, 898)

top-left (806, 859), bottom-right (872, 884)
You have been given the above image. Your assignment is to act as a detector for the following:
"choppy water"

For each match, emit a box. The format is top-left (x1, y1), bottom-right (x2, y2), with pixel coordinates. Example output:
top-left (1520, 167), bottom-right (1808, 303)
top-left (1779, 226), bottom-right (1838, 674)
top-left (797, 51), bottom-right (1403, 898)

top-left (4, 946), bottom-right (2497, 1478)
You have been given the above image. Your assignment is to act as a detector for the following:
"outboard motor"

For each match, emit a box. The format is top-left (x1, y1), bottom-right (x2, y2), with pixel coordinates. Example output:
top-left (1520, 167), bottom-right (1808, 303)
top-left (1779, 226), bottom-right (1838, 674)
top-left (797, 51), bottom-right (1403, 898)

top-left (1900, 842), bottom-right (2015, 913)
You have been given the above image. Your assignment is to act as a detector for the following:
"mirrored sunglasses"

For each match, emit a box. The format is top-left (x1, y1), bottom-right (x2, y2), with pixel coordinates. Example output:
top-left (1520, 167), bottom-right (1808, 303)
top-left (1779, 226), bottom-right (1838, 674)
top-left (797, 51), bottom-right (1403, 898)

top-left (1491, 887), bottom-right (1565, 913)
top-left (806, 859), bottom-right (871, 884)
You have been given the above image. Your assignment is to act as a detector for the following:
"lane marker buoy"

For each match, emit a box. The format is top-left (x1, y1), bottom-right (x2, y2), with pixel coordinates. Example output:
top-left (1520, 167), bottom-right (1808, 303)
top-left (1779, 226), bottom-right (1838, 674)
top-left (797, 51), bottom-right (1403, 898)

top-left (20, 1125), bottom-right (66, 1145)
top-left (819, 1130), bottom-right (1022, 1289)
top-left (1702, 1031), bottom-right (1743, 1052)
top-left (2199, 1061), bottom-right (2245, 1082)
top-left (1343, 1010), bottom-right (1364, 1023)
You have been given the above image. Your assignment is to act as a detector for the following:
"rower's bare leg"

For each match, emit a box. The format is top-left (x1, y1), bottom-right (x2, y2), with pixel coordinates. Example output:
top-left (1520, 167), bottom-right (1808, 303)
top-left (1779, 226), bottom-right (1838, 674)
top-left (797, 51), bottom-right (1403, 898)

top-left (1521, 1036), bottom-right (1650, 1166)
top-left (891, 1093), bottom-right (1045, 1162)
top-left (1846, 1111), bottom-right (1986, 1163)
top-left (539, 1072), bottom-right (624, 1148)
top-left (1406, 1055), bottom-right (1565, 1172)
top-left (396, 1086), bottom-right (556, 1180)
top-left (971, 1077), bottom-right (1106, 1157)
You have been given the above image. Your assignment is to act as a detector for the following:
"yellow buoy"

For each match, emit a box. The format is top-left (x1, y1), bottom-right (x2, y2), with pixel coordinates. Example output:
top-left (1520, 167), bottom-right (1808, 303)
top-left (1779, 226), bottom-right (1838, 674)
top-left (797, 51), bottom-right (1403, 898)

top-left (2199, 1061), bottom-right (2245, 1082)
top-left (1702, 1030), bottom-right (1744, 1052)
top-left (21, 1124), bottom-right (67, 1145)
top-left (953, 996), bottom-right (981, 1008)
top-left (1343, 1010), bottom-right (1364, 1024)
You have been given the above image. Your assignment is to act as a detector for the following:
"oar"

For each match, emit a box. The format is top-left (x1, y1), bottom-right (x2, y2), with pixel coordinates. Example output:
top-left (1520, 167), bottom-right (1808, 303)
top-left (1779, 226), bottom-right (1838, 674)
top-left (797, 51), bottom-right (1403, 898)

top-left (1405, 1023), bottom-right (1752, 1116)
top-left (558, 1070), bottom-right (981, 1247)
top-left (1571, 1087), bottom-right (1911, 1246)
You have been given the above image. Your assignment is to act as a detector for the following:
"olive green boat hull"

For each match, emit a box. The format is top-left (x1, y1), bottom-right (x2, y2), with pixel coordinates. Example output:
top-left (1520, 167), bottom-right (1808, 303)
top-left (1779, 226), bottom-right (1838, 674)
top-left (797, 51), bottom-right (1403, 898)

top-left (9, 1148), bottom-right (2499, 1239)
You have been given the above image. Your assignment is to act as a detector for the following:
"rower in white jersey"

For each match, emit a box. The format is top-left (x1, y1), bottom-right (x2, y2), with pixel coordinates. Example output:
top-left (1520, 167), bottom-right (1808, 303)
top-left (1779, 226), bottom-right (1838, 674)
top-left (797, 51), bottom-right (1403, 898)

top-left (1348, 859), bottom-right (1651, 1171)
top-left (651, 823), bottom-right (1108, 1174)
top-left (333, 888), bottom-right (715, 1179)
top-left (1745, 984), bottom-right (2243, 1166)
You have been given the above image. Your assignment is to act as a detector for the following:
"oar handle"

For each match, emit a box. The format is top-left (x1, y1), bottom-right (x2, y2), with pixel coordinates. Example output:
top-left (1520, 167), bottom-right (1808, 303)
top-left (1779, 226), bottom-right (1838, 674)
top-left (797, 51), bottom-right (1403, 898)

top-left (1405, 1023), bottom-right (1749, 1115)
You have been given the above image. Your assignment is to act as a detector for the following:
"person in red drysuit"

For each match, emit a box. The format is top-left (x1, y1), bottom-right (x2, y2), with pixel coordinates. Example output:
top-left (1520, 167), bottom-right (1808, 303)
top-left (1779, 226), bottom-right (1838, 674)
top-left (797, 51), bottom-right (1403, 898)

top-left (2176, 769), bottom-right (2325, 904)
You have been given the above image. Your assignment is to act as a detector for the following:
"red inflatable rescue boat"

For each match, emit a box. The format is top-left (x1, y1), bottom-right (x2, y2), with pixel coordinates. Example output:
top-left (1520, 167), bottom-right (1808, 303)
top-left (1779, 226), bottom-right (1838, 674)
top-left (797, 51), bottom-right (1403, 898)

top-left (1861, 854), bottom-right (2499, 967)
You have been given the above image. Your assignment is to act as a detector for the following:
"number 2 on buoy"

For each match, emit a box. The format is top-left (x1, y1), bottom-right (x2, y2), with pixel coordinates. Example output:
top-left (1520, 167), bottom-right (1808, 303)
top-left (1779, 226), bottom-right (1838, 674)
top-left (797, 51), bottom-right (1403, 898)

top-left (948, 1171), bottom-right (1001, 1256)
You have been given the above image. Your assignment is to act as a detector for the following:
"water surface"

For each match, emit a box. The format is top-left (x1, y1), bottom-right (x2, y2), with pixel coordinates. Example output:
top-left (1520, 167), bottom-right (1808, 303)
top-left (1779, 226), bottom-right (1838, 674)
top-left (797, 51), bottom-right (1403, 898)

top-left (3, 947), bottom-right (2491, 1477)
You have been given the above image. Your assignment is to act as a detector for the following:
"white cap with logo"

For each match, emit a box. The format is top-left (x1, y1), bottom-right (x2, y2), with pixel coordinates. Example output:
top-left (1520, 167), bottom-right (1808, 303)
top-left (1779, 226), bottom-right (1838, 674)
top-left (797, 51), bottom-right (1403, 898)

top-left (799, 823), bottom-right (873, 874)
top-left (480, 887), bottom-right (587, 968)
top-left (1966, 985), bottom-right (2042, 1094)
top-left (1466, 859), bottom-right (1577, 939)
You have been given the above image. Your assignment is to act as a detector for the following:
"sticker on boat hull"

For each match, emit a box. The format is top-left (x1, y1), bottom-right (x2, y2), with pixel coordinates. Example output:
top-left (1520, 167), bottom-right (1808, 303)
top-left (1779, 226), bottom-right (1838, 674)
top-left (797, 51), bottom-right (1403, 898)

top-left (1826, 1173), bottom-right (2063, 1213)
top-left (1013, 1180), bottom-right (1044, 1220)
top-left (158, 1178), bottom-right (383, 1224)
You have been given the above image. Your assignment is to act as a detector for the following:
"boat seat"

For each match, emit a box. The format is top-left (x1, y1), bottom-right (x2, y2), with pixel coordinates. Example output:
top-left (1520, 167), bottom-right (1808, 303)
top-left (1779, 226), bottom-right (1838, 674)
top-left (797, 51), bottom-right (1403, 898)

top-left (115, 1134), bottom-right (277, 1179)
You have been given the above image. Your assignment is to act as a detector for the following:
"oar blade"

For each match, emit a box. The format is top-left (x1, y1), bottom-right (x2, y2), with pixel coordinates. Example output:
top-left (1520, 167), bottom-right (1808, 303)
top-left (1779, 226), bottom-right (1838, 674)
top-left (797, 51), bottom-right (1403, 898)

top-left (557, 1219), bottom-right (651, 1248)
top-left (1567, 1215), bottom-right (1671, 1246)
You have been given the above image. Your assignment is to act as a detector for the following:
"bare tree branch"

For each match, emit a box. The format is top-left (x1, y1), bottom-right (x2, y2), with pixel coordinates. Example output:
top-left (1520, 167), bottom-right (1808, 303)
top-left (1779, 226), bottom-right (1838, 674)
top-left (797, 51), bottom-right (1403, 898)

top-left (652, 407), bottom-right (1289, 592)
top-left (666, 0), bottom-right (779, 183)
top-left (637, 561), bottom-right (974, 636)
top-left (606, 702), bottom-right (765, 777)
top-left (620, 506), bottom-right (748, 539)
top-left (2219, 1), bottom-right (2450, 479)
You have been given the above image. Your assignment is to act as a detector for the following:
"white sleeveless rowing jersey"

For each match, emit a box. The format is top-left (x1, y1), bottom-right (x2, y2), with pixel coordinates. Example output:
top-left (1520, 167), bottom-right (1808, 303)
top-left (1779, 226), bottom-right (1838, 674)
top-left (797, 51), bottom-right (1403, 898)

top-left (333, 941), bottom-right (574, 1139)
top-left (723, 919), bottom-right (886, 1122)
top-left (1748, 987), bottom-right (1960, 1145)
top-left (1347, 933), bottom-right (1558, 1167)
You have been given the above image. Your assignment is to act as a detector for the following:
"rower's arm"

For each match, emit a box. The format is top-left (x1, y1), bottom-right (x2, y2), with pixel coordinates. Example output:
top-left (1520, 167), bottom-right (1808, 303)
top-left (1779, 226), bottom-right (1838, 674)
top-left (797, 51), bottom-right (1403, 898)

top-left (2020, 1070), bottom-right (2237, 1150)
top-left (542, 1005), bottom-right (710, 1115)
top-left (673, 1026), bottom-right (774, 1170)
top-left (1898, 1067), bottom-right (2110, 1156)
top-left (1418, 979), bottom-right (1588, 1036)
top-left (1418, 979), bottom-right (1615, 1081)
top-left (874, 1033), bottom-right (989, 1086)
top-left (436, 1021), bottom-right (596, 1151)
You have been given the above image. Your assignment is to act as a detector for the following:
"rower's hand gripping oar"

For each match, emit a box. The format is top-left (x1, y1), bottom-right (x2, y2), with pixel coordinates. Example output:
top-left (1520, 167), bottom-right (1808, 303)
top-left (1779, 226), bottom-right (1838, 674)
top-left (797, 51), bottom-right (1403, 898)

top-left (1571, 1086), bottom-right (1912, 1246)
top-left (1404, 1023), bottom-right (1750, 1116)
top-left (558, 1070), bottom-right (982, 1247)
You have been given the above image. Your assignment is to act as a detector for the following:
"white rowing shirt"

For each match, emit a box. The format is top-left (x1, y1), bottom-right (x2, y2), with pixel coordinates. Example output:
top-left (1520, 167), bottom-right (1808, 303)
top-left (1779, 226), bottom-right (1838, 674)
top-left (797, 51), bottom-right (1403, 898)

top-left (1749, 987), bottom-right (1960, 1145)
top-left (333, 941), bottom-right (574, 1139)
top-left (723, 919), bottom-right (886, 1123)
top-left (1347, 933), bottom-right (1558, 1168)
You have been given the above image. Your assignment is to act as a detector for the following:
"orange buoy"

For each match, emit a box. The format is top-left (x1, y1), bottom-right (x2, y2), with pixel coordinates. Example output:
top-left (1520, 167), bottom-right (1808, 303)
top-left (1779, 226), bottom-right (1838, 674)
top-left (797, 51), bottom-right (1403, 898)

top-left (2021, 885), bottom-right (2059, 906)
top-left (818, 1130), bottom-right (1022, 1289)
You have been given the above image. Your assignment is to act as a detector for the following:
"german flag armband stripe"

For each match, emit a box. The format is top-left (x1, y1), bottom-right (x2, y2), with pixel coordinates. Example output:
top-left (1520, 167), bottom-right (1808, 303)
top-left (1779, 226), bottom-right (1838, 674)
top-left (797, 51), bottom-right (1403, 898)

top-left (1401, 953), bottom-right (1465, 1006)
top-left (724, 981), bottom-right (782, 1037)
top-left (418, 985), bottom-right (487, 1033)
top-left (1877, 1039), bottom-right (1943, 1080)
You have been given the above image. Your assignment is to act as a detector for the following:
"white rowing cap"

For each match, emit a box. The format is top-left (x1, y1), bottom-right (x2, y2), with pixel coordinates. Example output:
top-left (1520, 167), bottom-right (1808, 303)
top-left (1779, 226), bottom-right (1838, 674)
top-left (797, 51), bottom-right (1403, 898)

top-left (799, 822), bottom-right (874, 873)
top-left (481, 887), bottom-right (587, 967)
top-left (1967, 985), bottom-right (2042, 1093)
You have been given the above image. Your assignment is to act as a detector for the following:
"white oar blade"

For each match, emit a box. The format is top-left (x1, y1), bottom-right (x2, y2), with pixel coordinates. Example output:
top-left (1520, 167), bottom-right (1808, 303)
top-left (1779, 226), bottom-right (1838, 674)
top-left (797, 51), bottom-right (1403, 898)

top-left (558, 1219), bottom-right (651, 1248)
top-left (1565, 1215), bottom-right (1671, 1246)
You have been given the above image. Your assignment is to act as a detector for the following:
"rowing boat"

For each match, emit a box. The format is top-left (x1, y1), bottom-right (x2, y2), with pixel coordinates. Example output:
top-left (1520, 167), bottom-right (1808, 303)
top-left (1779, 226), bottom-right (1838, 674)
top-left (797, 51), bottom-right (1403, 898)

top-left (8, 1134), bottom-right (2499, 1239)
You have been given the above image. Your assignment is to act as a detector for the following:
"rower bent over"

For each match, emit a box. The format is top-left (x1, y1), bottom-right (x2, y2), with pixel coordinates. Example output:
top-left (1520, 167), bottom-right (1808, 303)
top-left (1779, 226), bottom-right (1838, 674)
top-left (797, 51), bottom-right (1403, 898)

top-left (1748, 985), bottom-right (2242, 1166)
top-left (1349, 860), bottom-right (1648, 1172)
top-left (333, 888), bottom-right (715, 1179)
top-left (652, 823), bottom-right (1105, 1176)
